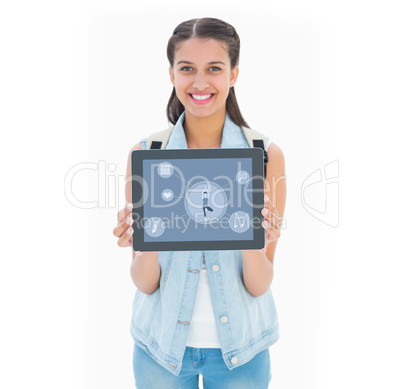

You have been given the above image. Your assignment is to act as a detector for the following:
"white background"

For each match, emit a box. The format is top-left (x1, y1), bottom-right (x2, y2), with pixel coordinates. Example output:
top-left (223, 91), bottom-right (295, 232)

top-left (1, 1), bottom-right (401, 388)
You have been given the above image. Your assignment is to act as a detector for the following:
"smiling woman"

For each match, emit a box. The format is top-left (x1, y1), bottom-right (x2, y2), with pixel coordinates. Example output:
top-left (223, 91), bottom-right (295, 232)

top-left (167, 37), bottom-right (240, 149)
top-left (113, 17), bottom-right (286, 389)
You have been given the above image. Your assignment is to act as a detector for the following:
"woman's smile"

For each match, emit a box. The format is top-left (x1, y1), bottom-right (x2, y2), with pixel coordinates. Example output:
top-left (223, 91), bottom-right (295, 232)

top-left (188, 93), bottom-right (215, 105)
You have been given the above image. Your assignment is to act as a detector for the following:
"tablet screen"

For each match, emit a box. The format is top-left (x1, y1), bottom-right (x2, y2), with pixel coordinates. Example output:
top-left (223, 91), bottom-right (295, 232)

top-left (131, 148), bottom-right (265, 251)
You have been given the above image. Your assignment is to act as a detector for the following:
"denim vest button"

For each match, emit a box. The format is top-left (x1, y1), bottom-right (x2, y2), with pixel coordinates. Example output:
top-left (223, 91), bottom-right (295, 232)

top-left (231, 357), bottom-right (239, 364)
top-left (212, 265), bottom-right (220, 271)
top-left (220, 316), bottom-right (228, 323)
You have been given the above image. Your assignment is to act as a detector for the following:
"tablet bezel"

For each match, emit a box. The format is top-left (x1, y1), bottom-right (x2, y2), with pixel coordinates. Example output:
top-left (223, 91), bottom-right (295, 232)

top-left (131, 148), bottom-right (265, 252)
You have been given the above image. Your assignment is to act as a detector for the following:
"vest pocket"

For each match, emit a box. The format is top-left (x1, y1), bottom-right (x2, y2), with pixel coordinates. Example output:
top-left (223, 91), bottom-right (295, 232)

top-left (132, 288), bottom-right (161, 337)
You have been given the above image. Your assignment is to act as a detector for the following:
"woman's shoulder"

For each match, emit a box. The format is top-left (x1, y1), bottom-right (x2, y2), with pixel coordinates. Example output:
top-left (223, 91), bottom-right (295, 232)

top-left (265, 141), bottom-right (285, 181)
top-left (267, 141), bottom-right (284, 158)
top-left (128, 137), bottom-right (148, 153)
top-left (267, 141), bottom-right (285, 164)
top-left (130, 125), bottom-right (172, 152)
top-left (128, 142), bottom-right (143, 155)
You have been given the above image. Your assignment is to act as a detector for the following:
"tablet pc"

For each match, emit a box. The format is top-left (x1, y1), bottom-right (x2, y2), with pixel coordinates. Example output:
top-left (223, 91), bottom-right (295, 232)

top-left (131, 148), bottom-right (265, 252)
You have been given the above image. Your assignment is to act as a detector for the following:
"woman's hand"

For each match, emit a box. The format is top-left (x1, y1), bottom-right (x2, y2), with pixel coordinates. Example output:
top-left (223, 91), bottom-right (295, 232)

top-left (113, 203), bottom-right (143, 256)
top-left (259, 194), bottom-right (282, 253)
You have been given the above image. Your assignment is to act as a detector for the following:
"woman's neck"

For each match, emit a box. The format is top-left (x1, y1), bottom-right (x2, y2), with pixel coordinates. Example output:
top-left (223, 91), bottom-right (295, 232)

top-left (183, 110), bottom-right (226, 149)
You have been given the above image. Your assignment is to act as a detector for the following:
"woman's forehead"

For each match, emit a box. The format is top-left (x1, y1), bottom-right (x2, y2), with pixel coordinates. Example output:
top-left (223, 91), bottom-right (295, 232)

top-left (174, 38), bottom-right (229, 64)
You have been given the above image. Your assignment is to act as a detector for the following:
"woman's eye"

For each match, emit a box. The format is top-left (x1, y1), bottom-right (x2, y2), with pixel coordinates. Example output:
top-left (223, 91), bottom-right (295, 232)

top-left (180, 66), bottom-right (192, 71)
top-left (209, 66), bottom-right (221, 71)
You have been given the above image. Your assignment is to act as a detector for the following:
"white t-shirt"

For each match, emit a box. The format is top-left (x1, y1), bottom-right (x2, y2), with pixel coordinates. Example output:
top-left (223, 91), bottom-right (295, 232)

top-left (185, 254), bottom-right (222, 348)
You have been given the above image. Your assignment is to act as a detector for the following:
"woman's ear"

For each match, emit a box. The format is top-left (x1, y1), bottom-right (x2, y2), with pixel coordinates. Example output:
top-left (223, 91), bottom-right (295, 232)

top-left (230, 66), bottom-right (239, 87)
top-left (169, 67), bottom-right (175, 86)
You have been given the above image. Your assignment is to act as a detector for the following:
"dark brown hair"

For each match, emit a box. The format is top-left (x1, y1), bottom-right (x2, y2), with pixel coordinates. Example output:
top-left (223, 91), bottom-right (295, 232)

top-left (166, 17), bottom-right (249, 128)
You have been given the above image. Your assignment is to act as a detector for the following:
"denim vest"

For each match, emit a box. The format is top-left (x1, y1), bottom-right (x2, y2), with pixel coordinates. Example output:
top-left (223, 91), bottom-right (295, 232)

top-left (131, 112), bottom-right (279, 376)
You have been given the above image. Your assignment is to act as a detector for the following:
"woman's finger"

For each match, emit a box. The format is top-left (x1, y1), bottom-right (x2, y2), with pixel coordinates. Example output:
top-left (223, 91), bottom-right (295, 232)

top-left (117, 203), bottom-right (133, 224)
top-left (264, 225), bottom-right (280, 243)
top-left (113, 216), bottom-right (133, 238)
top-left (261, 196), bottom-right (282, 234)
top-left (260, 229), bottom-right (270, 252)
top-left (261, 211), bottom-right (281, 232)
top-left (131, 246), bottom-right (143, 256)
top-left (117, 226), bottom-right (133, 247)
top-left (263, 195), bottom-right (280, 219)
top-left (261, 209), bottom-right (278, 230)
top-left (263, 221), bottom-right (281, 240)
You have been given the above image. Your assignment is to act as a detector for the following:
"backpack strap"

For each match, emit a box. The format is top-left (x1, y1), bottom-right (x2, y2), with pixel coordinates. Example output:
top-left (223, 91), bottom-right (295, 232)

top-left (145, 124), bottom-right (269, 178)
top-left (241, 126), bottom-right (269, 178)
top-left (145, 126), bottom-right (174, 150)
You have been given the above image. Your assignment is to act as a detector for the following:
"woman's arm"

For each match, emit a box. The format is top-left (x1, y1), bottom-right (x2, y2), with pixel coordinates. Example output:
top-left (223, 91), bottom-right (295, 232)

top-left (130, 252), bottom-right (160, 295)
top-left (126, 143), bottom-right (161, 294)
top-left (242, 143), bottom-right (287, 297)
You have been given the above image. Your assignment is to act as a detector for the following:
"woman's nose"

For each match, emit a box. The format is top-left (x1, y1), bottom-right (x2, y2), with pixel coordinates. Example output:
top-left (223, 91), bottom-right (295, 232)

top-left (192, 72), bottom-right (209, 90)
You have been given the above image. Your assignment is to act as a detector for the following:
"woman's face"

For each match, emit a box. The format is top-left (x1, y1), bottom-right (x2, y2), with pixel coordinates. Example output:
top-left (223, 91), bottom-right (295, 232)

top-left (169, 38), bottom-right (239, 121)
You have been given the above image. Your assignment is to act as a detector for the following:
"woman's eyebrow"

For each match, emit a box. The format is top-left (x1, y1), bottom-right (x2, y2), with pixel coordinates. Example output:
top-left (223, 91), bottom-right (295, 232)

top-left (176, 60), bottom-right (226, 65)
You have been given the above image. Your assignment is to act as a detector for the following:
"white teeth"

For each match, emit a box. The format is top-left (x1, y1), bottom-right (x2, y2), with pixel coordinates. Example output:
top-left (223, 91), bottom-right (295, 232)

top-left (190, 94), bottom-right (213, 100)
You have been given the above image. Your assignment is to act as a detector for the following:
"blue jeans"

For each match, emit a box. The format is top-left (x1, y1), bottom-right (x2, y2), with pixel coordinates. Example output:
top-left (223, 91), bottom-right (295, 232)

top-left (133, 343), bottom-right (271, 388)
